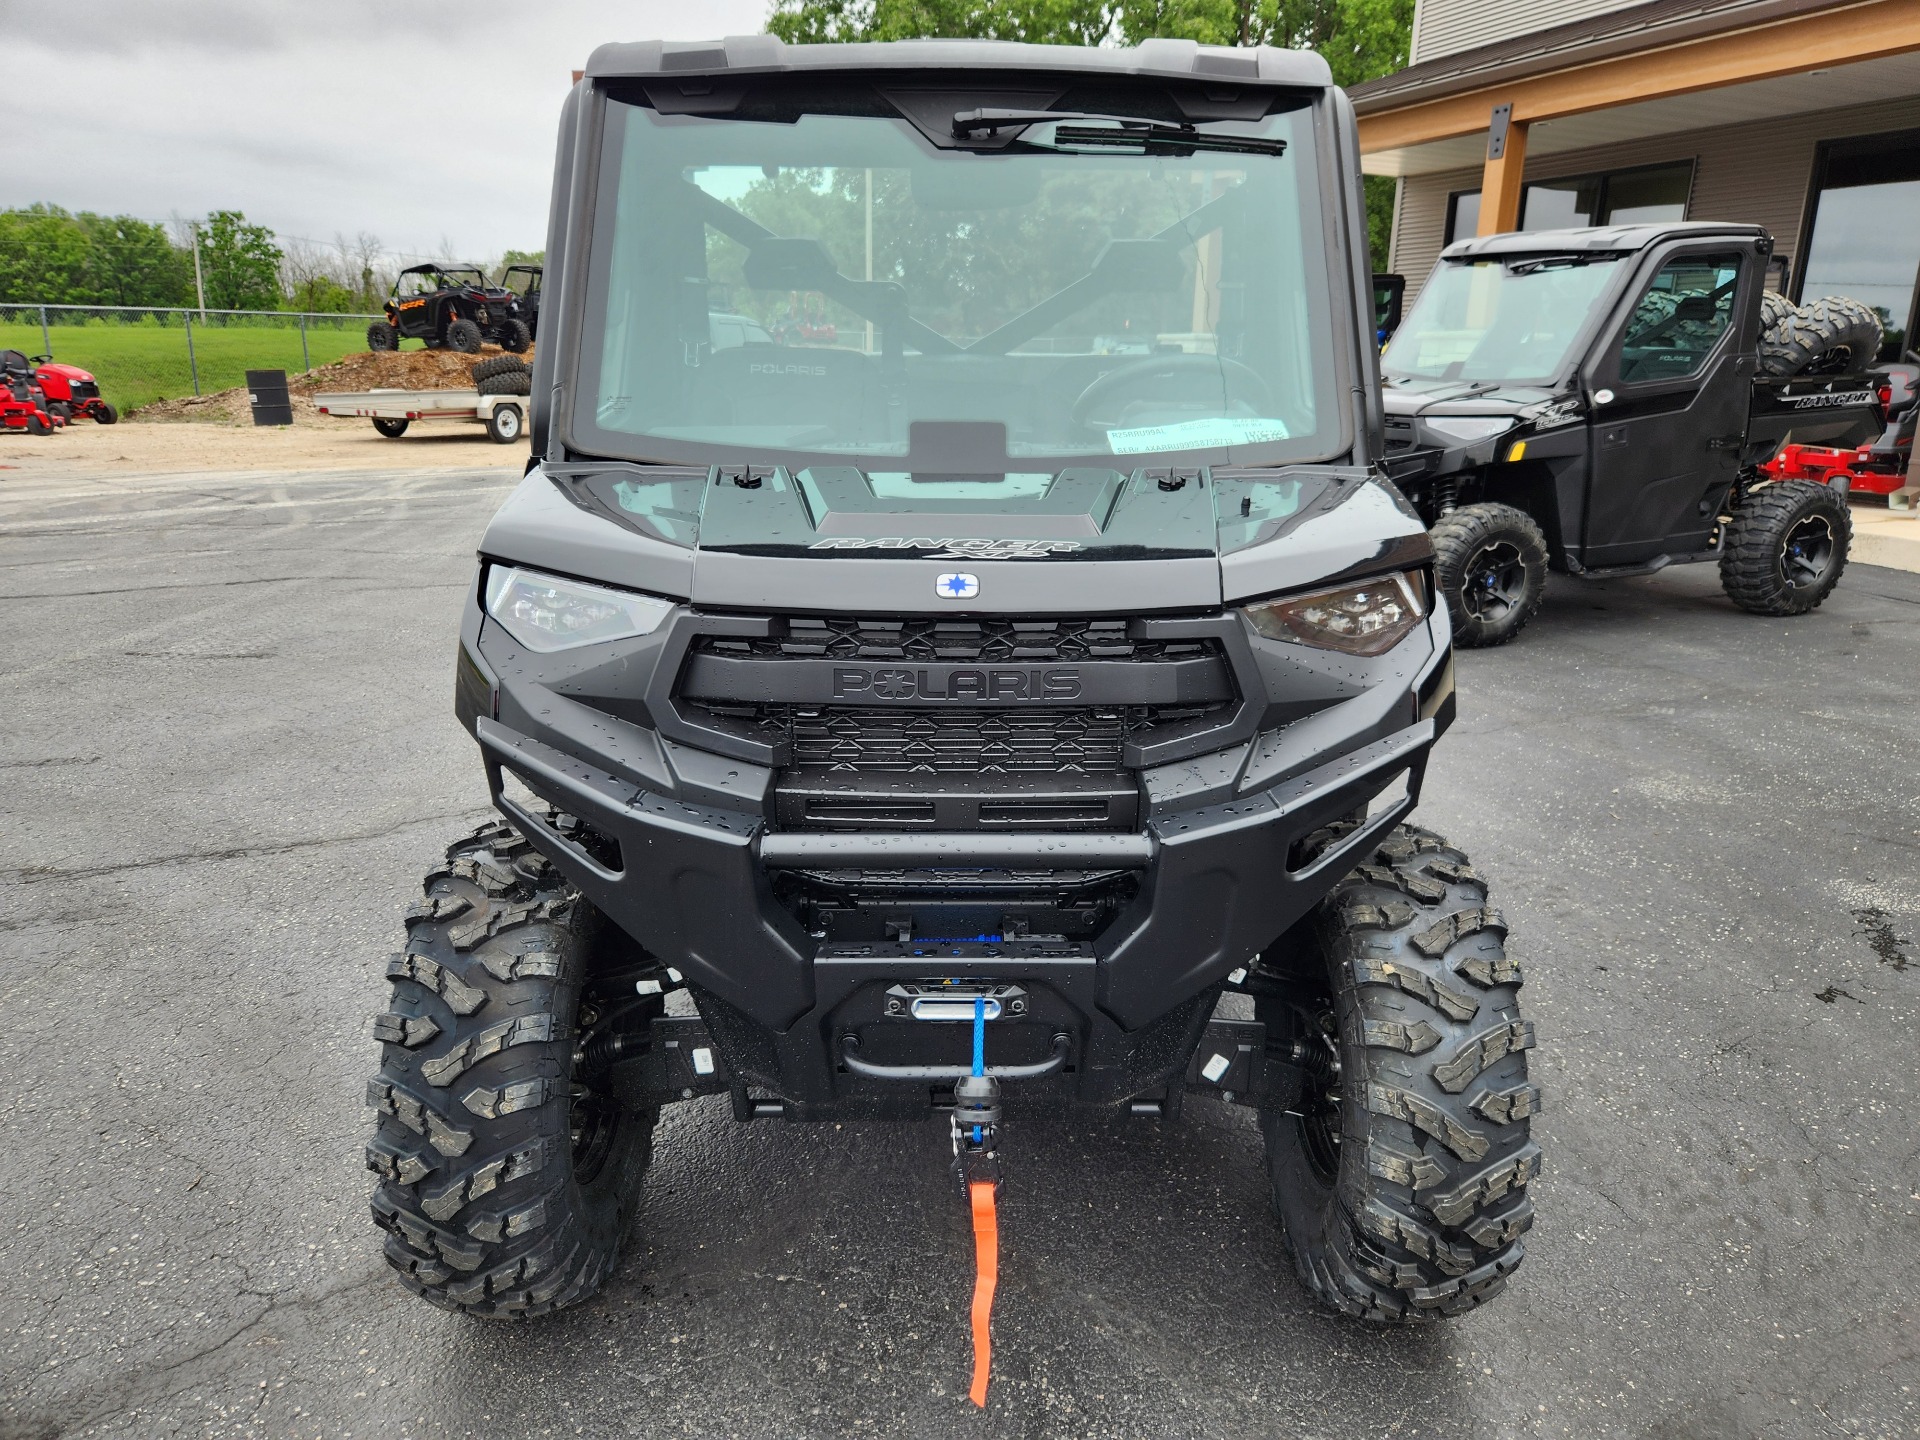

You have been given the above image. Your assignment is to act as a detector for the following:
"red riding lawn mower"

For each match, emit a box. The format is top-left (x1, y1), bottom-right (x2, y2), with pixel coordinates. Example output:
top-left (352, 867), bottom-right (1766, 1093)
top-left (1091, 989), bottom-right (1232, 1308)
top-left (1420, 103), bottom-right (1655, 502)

top-left (1760, 358), bottom-right (1918, 499)
top-left (2, 349), bottom-right (118, 425)
top-left (0, 350), bottom-right (64, 436)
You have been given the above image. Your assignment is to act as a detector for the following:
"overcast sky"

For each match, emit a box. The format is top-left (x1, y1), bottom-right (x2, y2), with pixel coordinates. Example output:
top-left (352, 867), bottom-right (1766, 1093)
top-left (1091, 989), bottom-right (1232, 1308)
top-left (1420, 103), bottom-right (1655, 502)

top-left (2, 0), bottom-right (771, 263)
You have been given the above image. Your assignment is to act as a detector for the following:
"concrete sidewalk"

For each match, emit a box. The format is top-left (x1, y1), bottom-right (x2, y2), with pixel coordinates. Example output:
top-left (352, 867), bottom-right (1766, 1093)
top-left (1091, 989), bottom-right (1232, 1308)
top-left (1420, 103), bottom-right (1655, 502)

top-left (1851, 498), bottom-right (1920, 573)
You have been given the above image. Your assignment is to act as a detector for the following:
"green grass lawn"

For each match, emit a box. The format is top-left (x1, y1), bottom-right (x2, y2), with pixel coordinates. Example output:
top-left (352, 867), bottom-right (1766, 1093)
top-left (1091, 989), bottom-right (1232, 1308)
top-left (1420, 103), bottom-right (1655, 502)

top-left (0, 320), bottom-right (418, 413)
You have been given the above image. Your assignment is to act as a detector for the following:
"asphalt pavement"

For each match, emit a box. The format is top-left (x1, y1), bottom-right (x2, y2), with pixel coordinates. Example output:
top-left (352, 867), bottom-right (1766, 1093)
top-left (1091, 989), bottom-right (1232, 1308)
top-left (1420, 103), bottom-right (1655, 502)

top-left (1, 463), bottom-right (1917, 1440)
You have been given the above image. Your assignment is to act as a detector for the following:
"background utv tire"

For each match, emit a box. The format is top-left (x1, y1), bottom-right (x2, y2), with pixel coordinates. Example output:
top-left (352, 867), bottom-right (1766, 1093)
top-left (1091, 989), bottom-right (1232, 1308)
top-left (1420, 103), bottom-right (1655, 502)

top-left (1429, 502), bottom-right (1549, 647)
top-left (1759, 295), bottom-right (1884, 376)
top-left (1260, 823), bottom-right (1538, 1322)
top-left (445, 318), bottom-right (483, 354)
top-left (476, 368), bottom-right (533, 396)
top-left (367, 321), bottom-right (399, 353)
top-left (470, 354), bottom-right (529, 383)
top-left (498, 319), bottom-right (532, 354)
top-left (1719, 479), bottom-right (1851, 615)
top-left (367, 819), bottom-right (657, 1318)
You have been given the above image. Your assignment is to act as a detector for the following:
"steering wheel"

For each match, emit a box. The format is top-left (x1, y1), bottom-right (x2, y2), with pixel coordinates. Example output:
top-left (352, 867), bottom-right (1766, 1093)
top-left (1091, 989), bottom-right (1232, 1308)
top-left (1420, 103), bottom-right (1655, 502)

top-left (1071, 353), bottom-right (1275, 433)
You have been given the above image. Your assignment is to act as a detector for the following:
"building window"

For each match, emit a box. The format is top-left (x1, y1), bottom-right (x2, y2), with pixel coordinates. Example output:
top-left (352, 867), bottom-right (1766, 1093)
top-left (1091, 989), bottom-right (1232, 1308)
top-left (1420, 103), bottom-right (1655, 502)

top-left (1798, 127), bottom-right (1920, 361)
top-left (1443, 162), bottom-right (1693, 246)
top-left (1521, 162), bottom-right (1693, 231)
top-left (1445, 189), bottom-right (1481, 246)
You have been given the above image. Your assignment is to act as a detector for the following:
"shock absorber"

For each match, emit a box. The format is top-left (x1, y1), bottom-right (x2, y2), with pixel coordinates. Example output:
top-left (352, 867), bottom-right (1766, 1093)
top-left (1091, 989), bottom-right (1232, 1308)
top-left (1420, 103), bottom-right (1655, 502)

top-left (1434, 473), bottom-right (1459, 515)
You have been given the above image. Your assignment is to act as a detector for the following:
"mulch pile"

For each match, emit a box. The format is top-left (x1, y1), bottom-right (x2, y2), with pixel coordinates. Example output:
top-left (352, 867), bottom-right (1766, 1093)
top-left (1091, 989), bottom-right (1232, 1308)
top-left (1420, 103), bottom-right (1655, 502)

top-left (131, 346), bottom-right (533, 426)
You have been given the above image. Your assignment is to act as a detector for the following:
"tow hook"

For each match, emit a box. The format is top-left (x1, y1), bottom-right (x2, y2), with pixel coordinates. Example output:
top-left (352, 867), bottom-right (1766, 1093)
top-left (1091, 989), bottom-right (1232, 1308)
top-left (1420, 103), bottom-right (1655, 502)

top-left (951, 998), bottom-right (1001, 1408)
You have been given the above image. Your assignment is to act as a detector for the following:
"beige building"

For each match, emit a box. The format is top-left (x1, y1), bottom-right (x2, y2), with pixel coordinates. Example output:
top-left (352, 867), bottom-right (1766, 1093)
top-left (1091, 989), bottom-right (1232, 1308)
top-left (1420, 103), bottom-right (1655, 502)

top-left (1354, 0), bottom-right (1920, 358)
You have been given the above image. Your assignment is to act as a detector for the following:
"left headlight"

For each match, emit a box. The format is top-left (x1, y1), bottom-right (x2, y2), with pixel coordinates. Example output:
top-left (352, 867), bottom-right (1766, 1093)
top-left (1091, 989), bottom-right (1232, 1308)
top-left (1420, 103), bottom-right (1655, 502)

top-left (1243, 571), bottom-right (1427, 657)
top-left (483, 565), bottom-right (674, 652)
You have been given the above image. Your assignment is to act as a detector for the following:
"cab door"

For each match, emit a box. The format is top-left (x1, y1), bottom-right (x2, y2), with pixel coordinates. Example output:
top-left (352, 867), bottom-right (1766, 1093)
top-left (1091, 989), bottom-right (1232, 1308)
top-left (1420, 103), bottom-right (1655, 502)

top-left (1579, 244), bottom-right (1761, 566)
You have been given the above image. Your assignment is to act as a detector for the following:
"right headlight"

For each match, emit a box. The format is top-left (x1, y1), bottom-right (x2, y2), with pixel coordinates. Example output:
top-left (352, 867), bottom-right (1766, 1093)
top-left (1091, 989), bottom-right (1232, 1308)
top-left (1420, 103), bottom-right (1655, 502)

top-left (1243, 571), bottom-right (1427, 656)
top-left (484, 565), bottom-right (674, 652)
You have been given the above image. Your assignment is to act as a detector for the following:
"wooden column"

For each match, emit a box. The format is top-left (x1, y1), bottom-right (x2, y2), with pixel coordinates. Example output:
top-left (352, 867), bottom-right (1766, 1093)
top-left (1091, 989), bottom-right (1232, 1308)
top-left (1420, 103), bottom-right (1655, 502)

top-left (1476, 103), bottom-right (1529, 236)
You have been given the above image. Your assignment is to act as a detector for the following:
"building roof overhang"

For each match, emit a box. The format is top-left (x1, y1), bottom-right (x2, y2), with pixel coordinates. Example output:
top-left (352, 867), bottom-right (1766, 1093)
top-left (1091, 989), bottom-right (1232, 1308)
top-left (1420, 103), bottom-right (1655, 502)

top-left (1354, 0), bottom-right (1920, 173)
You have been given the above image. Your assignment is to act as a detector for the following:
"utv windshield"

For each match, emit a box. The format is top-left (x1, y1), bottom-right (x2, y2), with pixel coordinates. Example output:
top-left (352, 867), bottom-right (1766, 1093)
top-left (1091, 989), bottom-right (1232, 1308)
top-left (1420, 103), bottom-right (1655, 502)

top-left (1382, 256), bottom-right (1623, 385)
top-left (575, 85), bottom-right (1341, 470)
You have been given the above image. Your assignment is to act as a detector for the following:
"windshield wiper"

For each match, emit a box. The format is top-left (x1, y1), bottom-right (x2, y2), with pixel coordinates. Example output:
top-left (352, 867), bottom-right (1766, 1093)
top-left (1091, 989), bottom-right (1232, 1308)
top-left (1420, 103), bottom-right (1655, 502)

top-left (952, 108), bottom-right (1287, 157)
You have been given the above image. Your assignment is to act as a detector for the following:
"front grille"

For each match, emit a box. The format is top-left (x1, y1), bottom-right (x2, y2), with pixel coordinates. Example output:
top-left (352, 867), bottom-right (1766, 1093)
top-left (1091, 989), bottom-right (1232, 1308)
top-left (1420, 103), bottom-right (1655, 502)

top-left (686, 703), bottom-right (1221, 774)
top-left (694, 615), bottom-right (1218, 664)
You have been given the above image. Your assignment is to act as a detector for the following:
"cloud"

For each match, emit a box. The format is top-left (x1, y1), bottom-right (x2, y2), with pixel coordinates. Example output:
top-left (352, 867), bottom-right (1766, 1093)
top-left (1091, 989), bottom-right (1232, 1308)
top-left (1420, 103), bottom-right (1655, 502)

top-left (0, 0), bottom-right (772, 256)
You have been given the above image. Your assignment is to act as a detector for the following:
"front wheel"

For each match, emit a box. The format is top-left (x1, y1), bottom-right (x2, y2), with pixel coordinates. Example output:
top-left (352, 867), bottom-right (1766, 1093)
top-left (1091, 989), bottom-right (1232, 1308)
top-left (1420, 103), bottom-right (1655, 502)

top-left (92, 401), bottom-right (118, 425)
top-left (1429, 502), bottom-right (1549, 648)
top-left (367, 819), bottom-right (658, 1317)
top-left (373, 417), bottom-right (409, 439)
top-left (1719, 479), bottom-right (1850, 615)
top-left (367, 321), bottom-right (399, 353)
top-left (1260, 823), bottom-right (1539, 1322)
top-left (446, 318), bottom-right (483, 354)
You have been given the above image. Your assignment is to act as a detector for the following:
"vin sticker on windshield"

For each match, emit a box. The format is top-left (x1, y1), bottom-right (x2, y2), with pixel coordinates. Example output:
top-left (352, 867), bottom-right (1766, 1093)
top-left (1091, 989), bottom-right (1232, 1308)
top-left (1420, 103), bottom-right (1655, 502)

top-left (808, 538), bottom-right (1084, 560)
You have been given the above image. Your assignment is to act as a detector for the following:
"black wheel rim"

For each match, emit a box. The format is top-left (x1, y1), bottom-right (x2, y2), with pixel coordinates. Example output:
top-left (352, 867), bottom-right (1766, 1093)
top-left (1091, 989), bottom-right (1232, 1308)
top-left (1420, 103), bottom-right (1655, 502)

top-left (569, 1082), bottom-right (621, 1184)
top-left (1779, 514), bottom-right (1836, 590)
top-left (1460, 539), bottom-right (1528, 622)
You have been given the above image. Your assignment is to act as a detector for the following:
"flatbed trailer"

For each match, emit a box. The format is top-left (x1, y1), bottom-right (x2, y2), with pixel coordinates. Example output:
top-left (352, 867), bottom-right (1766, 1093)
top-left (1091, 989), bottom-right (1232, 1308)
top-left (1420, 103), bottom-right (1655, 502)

top-left (312, 387), bottom-right (527, 444)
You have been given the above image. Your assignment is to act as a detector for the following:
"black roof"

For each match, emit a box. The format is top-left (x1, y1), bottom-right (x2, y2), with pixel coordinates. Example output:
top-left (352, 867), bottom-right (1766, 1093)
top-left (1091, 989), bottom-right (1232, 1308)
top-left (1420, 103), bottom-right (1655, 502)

top-left (583, 35), bottom-right (1332, 88)
top-left (1440, 222), bottom-right (1767, 261)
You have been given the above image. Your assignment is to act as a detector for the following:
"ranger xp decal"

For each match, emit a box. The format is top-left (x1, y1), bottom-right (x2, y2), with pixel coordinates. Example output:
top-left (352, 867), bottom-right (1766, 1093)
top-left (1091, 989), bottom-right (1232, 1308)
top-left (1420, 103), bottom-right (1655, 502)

top-left (808, 537), bottom-right (1085, 560)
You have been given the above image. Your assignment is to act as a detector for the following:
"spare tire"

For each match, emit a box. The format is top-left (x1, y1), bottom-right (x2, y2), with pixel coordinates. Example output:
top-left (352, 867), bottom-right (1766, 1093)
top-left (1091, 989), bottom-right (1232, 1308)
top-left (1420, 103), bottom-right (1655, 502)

top-left (477, 369), bottom-right (532, 396)
top-left (1759, 295), bottom-right (1884, 377)
top-left (470, 354), bottom-right (529, 383)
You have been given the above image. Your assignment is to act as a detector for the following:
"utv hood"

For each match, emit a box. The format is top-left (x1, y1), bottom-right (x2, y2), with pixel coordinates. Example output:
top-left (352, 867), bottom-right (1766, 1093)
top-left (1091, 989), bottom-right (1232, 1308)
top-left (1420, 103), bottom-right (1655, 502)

top-left (481, 461), bottom-right (1429, 613)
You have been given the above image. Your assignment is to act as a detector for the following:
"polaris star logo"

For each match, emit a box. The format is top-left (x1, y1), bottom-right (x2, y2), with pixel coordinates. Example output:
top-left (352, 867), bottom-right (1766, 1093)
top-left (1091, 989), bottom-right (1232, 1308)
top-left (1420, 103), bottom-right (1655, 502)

top-left (937, 572), bottom-right (980, 599)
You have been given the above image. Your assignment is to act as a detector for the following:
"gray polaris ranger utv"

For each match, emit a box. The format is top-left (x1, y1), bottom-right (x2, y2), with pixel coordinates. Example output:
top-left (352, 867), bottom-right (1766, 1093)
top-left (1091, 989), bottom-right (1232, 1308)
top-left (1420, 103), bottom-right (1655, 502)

top-left (368, 34), bottom-right (1538, 1329)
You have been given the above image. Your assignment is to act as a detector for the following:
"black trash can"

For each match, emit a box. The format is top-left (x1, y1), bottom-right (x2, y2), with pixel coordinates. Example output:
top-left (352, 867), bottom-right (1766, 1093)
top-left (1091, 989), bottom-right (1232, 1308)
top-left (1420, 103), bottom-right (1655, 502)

top-left (247, 369), bottom-right (293, 427)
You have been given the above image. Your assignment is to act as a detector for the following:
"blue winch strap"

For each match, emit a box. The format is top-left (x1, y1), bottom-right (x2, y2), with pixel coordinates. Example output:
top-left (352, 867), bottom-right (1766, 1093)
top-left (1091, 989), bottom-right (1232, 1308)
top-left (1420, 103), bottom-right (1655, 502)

top-left (971, 996), bottom-right (987, 1145)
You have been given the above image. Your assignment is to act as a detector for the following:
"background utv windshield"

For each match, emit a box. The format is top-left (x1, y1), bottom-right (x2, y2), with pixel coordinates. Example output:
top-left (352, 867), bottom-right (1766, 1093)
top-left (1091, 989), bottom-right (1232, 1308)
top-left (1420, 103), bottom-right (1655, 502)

top-left (1383, 256), bottom-right (1623, 385)
top-left (578, 88), bottom-right (1339, 468)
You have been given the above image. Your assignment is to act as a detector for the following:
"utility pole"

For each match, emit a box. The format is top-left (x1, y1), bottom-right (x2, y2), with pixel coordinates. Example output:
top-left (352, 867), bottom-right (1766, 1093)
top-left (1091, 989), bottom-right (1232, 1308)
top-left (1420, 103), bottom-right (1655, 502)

top-left (191, 223), bottom-right (207, 320)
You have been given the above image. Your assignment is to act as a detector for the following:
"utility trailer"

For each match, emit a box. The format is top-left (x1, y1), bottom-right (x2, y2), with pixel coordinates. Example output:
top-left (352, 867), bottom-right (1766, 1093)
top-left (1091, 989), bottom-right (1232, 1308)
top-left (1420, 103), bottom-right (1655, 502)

top-left (312, 387), bottom-right (527, 444)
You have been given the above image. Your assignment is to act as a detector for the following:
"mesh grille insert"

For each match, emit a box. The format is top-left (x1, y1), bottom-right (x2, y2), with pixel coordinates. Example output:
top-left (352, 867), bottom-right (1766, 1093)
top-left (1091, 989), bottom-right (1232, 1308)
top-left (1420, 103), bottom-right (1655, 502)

top-left (685, 703), bottom-right (1222, 774)
top-left (695, 616), bottom-right (1217, 665)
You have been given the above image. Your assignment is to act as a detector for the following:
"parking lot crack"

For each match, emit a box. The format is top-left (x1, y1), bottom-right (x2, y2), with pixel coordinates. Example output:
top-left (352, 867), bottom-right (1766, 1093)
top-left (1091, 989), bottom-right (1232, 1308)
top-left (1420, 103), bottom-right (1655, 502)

top-left (10, 808), bottom-right (489, 884)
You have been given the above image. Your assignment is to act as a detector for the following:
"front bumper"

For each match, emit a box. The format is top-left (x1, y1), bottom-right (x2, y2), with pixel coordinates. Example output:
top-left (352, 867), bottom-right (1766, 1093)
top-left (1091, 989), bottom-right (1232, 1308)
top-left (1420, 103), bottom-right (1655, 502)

top-left (459, 588), bottom-right (1453, 1109)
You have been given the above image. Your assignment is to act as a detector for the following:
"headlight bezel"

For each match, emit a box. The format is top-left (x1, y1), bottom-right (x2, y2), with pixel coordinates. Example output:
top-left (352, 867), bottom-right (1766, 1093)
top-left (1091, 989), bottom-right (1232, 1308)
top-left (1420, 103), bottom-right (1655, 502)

top-left (1419, 414), bottom-right (1516, 449)
top-left (482, 563), bottom-right (675, 653)
top-left (1241, 569), bottom-right (1430, 657)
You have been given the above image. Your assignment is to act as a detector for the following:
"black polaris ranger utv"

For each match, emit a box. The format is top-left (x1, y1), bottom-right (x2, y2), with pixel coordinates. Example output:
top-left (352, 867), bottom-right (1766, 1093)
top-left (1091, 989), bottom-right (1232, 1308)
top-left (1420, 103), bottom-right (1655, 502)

top-left (368, 35), bottom-right (1538, 1336)
top-left (368, 264), bottom-right (533, 355)
top-left (1382, 223), bottom-right (1886, 645)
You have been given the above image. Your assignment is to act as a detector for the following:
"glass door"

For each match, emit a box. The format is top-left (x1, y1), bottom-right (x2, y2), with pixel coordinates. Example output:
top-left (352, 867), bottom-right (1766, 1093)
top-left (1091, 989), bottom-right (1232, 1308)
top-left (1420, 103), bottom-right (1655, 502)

top-left (1798, 128), bottom-right (1920, 361)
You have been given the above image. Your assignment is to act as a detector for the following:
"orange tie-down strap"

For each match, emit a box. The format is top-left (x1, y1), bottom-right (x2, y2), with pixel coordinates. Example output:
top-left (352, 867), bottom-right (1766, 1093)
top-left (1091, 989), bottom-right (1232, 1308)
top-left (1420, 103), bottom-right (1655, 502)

top-left (968, 1179), bottom-right (999, 1407)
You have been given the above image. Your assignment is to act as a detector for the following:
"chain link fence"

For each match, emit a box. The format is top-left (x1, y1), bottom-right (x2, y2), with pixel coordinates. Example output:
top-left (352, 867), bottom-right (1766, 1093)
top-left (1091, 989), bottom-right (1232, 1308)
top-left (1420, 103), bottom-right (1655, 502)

top-left (0, 303), bottom-right (384, 410)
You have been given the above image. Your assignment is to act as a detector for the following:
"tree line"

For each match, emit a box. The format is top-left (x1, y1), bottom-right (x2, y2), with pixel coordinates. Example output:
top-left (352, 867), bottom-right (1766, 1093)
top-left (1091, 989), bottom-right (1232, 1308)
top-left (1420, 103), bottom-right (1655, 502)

top-left (766, 0), bottom-right (1412, 268)
top-left (0, 204), bottom-right (544, 315)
